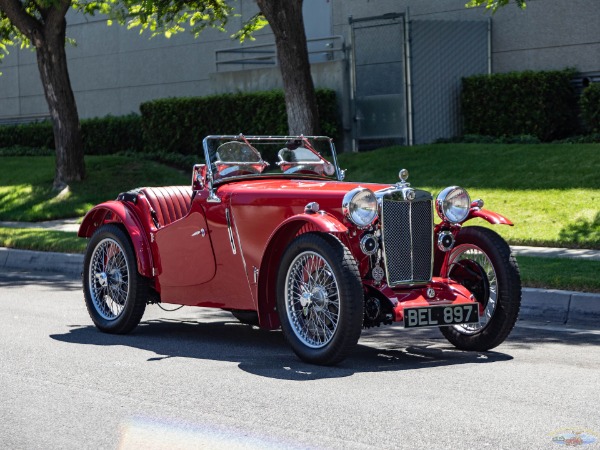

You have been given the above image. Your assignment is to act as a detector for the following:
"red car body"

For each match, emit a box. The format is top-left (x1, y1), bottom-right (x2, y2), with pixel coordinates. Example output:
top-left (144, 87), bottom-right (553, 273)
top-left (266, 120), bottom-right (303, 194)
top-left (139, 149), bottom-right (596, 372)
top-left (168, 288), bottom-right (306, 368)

top-left (79, 135), bottom-right (521, 365)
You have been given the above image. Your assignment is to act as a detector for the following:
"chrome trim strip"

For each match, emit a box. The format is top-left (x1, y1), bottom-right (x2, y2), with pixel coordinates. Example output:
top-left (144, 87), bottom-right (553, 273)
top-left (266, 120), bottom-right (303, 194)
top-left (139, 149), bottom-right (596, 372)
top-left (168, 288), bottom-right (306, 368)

top-left (230, 207), bottom-right (247, 273)
top-left (225, 208), bottom-right (237, 255)
top-left (229, 206), bottom-right (258, 306)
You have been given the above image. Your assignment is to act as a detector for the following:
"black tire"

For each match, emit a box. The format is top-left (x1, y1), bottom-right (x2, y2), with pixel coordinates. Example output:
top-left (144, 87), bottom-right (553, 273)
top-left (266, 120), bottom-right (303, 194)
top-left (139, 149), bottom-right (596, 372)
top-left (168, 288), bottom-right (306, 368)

top-left (440, 226), bottom-right (521, 351)
top-left (276, 233), bottom-right (363, 365)
top-left (83, 224), bottom-right (148, 334)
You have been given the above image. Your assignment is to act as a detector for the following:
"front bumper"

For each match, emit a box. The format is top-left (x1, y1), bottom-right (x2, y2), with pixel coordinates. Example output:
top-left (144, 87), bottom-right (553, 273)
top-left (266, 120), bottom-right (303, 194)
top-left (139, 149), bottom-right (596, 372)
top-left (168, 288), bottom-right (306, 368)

top-left (366, 277), bottom-right (480, 326)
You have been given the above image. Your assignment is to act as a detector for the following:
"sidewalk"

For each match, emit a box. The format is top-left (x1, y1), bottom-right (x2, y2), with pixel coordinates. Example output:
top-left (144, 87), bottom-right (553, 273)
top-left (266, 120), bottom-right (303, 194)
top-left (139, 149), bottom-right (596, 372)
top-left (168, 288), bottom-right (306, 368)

top-left (3, 218), bottom-right (600, 260)
top-left (512, 245), bottom-right (600, 261)
top-left (1, 219), bottom-right (600, 327)
top-left (0, 218), bottom-right (80, 233)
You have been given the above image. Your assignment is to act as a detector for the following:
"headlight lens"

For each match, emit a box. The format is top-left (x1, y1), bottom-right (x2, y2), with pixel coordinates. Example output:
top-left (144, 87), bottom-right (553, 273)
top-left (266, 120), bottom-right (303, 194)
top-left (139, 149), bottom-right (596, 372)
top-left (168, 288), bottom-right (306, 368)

top-left (342, 187), bottom-right (378, 228)
top-left (436, 186), bottom-right (471, 223)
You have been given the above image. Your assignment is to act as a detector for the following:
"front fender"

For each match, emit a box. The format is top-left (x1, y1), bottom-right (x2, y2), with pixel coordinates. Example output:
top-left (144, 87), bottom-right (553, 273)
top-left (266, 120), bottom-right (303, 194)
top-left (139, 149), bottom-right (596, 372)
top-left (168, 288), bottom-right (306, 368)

top-left (256, 212), bottom-right (348, 330)
top-left (466, 208), bottom-right (513, 226)
top-left (78, 201), bottom-right (154, 277)
top-left (277, 211), bottom-right (348, 235)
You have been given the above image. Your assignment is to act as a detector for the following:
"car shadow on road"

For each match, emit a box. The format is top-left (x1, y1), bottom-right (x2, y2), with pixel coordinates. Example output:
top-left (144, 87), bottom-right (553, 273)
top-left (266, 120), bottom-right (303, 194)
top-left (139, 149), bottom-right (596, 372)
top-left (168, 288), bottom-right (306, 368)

top-left (504, 321), bottom-right (600, 350)
top-left (0, 270), bottom-right (80, 291)
top-left (50, 311), bottom-right (513, 381)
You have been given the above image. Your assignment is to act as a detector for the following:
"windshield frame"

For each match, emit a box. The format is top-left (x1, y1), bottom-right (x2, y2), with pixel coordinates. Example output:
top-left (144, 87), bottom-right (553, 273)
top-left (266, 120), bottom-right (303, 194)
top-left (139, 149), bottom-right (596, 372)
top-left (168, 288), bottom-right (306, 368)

top-left (202, 134), bottom-right (344, 188)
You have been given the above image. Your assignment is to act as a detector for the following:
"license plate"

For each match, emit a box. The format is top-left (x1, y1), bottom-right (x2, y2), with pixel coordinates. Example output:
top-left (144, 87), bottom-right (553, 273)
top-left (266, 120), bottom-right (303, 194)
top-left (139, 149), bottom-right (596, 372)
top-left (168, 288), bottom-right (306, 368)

top-left (403, 304), bottom-right (480, 328)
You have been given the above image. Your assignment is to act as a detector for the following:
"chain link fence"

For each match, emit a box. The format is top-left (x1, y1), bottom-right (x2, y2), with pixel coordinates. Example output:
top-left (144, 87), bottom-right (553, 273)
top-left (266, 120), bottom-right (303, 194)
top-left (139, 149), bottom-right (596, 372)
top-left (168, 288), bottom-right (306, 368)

top-left (350, 14), bottom-right (407, 150)
top-left (350, 14), bottom-right (489, 149)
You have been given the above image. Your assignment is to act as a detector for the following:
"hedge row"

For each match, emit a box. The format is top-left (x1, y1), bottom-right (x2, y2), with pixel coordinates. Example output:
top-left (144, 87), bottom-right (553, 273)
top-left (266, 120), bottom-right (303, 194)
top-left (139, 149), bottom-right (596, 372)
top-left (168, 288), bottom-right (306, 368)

top-left (462, 68), bottom-right (579, 142)
top-left (80, 115), bottom-right (144, 154)
top-left (580, 83), bottom-right (600, 133)
top-left (0, 114), bottom-right (143, 154)
top-left (140, 89), bottom-right (339, 155)
top-left (0, 89), bottom-right (339, 155)
top-left (0, 121), bottom-right (54, 149)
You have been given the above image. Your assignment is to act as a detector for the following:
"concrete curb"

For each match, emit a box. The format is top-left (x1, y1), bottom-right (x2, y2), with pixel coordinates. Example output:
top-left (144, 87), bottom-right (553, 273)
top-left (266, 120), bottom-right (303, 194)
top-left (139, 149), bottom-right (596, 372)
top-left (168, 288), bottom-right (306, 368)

top-left (1, 247), bottom-right (599, 328)
top-left (0, 247), bottom-right (83, 276)
top-left (519, 287), bottom-right (600, 327)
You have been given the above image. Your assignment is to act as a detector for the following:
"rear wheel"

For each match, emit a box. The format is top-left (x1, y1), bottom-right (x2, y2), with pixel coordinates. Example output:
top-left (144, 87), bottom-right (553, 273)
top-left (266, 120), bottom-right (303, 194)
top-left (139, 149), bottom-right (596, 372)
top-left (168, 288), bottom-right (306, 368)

top-left (83, 224), bottom-right (147, 334)
top-left (440, 226), bottom-right (521, 351)
top-left (277, 233), bottom-right (363, 365)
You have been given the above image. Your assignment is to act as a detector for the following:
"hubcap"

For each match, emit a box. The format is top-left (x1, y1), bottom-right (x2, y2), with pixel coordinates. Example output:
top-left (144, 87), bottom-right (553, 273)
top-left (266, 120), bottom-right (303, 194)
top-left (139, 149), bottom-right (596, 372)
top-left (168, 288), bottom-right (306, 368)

top-left (448, 244), bottom-right (498, 334)
top-left (88, 238), bottom-right (130, 320)
top-left (285, 251), bottom-right (340, 348)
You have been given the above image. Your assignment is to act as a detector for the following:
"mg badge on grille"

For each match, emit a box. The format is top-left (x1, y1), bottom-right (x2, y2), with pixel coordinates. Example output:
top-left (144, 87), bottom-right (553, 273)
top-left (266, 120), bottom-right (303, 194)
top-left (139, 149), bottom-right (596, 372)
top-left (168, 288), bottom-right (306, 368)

top-left (372, 265), bottom-right (385, 283)
top-left (426, 288), bottom-right (436, 299)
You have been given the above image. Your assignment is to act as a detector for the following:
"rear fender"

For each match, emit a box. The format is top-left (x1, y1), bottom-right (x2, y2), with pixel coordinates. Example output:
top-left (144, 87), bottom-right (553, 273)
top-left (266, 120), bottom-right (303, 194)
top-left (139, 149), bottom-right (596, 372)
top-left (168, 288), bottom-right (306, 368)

top-left (256, 212), bottom-right (348, 330)
top-left (78, 201), bottom-right (154, 277)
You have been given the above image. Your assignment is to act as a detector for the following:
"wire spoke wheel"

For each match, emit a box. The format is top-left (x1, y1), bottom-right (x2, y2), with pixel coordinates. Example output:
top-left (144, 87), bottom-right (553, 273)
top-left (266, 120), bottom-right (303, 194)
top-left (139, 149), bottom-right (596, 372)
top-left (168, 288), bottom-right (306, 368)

top-left (448, 244), bottom-right (497, 334)
top-left (89, 238), bottom-right (130, 320)
top-left (440, 226), bottom-right (521, 352)
top-left (83, 224), bottom-right (147, 334)
top-left (277, 233), bottom-right (363, 365)
top-left (285, 251), bottom-right (340, 348)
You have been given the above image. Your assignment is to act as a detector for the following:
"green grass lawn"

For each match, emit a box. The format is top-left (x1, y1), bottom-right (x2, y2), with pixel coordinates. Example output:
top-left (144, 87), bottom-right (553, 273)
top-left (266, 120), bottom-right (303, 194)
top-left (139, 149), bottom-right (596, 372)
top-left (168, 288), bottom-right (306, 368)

top-left (1, 145), bottom-right (599, 249)
top-left (518, 255), bottom-right (600, 293)
top-left (0, 155), bottom-right (189, 221)
top-left (0, 228), bottom-right (86, 253)
top-left (338, 143), bottom-right (600, 249)
top-left (1, 145), bottom-right (600, 292)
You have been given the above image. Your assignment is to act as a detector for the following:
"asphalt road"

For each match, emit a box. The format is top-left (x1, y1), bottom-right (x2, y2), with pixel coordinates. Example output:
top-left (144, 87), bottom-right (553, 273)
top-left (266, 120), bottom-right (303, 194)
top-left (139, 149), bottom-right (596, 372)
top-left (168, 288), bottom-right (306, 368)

top-left (1, 270), bottom-right (599, 450)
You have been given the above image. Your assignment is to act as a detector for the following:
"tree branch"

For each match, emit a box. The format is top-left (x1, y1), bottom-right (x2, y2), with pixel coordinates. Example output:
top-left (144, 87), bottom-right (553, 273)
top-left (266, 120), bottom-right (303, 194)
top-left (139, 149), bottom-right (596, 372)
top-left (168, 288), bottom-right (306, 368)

top-left (0, 0), bottom-right (41, 41)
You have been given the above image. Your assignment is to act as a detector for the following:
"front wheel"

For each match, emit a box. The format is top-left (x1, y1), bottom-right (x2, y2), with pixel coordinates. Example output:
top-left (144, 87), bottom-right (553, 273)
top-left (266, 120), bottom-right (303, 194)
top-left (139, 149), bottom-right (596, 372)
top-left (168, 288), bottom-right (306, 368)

top-left (440, 226), bottom-right (521, 351)
top-left (83, 224), bottom-right (148, 334)
top-left (276, 233), bottom-right (363, 365)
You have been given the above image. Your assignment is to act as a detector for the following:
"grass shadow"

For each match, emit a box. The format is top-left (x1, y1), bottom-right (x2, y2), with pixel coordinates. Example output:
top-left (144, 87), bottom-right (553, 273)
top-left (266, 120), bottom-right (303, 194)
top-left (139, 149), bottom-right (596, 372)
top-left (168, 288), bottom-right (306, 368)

top-left (0, 156), bottom-right (189, 221)
top-left (559, 212), bottom-right (600, 247)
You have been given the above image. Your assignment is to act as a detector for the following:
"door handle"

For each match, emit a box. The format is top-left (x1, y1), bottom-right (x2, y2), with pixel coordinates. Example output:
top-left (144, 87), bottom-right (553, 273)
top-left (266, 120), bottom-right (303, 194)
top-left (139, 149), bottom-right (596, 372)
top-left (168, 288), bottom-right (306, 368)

top-left (192, 228), bottom-right (206, 237)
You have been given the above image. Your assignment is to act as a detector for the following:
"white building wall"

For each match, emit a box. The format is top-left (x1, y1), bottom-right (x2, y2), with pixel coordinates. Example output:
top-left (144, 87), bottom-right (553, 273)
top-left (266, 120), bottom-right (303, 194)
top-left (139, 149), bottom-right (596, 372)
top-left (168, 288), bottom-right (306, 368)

top-left (334, 0), bottom-right (600, 74)
top-left (0, 0), bottom-right (268, 121)
top-left (1, 0), bottom-right (599, 123)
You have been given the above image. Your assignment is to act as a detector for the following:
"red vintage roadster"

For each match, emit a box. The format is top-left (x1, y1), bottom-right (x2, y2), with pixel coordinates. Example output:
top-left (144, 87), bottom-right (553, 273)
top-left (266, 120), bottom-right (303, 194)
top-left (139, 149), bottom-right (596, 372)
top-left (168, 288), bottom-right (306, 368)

top-left (78, 135), bottom-right (521, 365)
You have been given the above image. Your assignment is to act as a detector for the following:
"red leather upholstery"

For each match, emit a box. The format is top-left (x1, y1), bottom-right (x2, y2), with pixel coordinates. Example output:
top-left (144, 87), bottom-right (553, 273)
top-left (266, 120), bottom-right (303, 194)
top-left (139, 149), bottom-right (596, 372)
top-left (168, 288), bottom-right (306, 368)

top-left (140, 186), bottom-right (192, 227)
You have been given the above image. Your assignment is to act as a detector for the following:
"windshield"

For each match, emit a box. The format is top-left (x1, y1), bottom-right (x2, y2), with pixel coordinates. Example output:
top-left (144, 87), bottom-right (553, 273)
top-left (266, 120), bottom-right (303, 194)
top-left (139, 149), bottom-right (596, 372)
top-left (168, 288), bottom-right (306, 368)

top-left (202, 135), bottom-right (343, 183)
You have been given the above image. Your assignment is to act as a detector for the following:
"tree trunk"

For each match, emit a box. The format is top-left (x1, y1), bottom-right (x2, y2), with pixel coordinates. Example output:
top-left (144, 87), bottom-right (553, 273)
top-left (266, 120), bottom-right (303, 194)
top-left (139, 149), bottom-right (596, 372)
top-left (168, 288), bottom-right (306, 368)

top-left (256, 0), bottom-right (320, 136)
top-left (32, 17), bottom-right (85, 190)
top-left (0, 0), bottom-right (85, 189)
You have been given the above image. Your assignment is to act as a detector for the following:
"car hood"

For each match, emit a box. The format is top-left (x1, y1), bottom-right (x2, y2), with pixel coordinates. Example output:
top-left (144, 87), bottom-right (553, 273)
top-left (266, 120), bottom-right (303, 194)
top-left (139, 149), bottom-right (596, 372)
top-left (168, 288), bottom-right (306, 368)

top-left (218, 178), bottom-right (391, 208)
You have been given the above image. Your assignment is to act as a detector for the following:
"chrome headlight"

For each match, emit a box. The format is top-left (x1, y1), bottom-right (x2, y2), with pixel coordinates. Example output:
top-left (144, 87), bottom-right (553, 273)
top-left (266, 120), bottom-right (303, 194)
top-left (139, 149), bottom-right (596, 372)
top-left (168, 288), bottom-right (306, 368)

top-left (342, 187), bottom-right (378, 228)
top-left (436, 186), bottom-right (471, 224)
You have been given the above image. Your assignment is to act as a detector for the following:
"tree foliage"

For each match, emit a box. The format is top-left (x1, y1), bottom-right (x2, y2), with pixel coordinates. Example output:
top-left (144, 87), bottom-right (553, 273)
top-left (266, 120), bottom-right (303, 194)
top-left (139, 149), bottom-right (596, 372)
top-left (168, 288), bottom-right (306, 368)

top-left (82, 0), bottom-right (240, 39)
top-left (466, 0), bottom-right (526, 12)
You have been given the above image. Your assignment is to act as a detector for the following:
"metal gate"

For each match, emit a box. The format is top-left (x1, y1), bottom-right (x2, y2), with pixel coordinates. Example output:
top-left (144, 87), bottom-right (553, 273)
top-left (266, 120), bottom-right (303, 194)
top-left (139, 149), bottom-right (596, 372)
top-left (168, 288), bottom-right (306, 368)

top-left (350, 13), bottom-right (490, 149)
top-left (350, 13), bottom-right (408, 150)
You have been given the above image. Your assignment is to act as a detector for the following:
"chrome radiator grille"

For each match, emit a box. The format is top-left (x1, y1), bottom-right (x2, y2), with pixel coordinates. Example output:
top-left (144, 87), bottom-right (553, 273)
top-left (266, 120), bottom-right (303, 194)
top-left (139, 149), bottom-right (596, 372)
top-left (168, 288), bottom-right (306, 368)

top-left (380, 197), bottom-right (433, 286)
